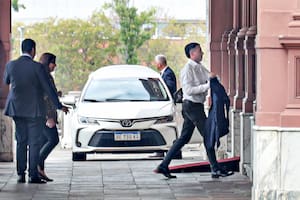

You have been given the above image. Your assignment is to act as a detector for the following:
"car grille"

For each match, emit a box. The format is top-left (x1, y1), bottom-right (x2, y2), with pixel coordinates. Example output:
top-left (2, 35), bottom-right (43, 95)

top-left (88, 129), bottom-right (166, 147)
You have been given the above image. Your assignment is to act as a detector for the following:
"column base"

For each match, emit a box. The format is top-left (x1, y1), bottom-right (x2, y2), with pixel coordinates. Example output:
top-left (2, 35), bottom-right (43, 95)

top-left (252, 126), bottom-right (300, 199)
top-left (253, 189), bottom-right (300, 200)
top-left (240, 112), bottom-right (253, 177)
top-left (230, 109), bottom-right (241, 156)
top-left (0, 152), bottom-right (13, 162)
top-left (0, 112), bottom-right (13, 162)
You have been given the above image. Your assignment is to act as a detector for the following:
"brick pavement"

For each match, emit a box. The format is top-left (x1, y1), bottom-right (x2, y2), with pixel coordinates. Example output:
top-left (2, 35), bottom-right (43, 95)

top-left (0, 146), bottom-right (252, 200)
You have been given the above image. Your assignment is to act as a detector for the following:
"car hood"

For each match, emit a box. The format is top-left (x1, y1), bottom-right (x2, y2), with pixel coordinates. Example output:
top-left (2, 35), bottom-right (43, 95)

top-left (76, 101), bottom-right (174, 119)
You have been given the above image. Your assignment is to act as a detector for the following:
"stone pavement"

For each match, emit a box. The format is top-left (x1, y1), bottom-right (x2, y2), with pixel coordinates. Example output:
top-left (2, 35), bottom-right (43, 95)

top-left (0, 146), bottom-right (252, 200)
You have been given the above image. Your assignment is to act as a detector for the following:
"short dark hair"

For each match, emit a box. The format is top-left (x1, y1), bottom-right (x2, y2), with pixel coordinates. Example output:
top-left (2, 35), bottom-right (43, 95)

top-left (21, 38), bottom-right (36, 54)
top-left (184, 42), bottom-right (200, 58)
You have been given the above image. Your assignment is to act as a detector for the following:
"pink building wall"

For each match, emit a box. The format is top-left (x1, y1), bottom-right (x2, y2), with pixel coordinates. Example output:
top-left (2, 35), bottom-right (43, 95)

top-left (0, 0), bottom-right (13, 162)
top-left (256, 0), bottom-right (300, 127)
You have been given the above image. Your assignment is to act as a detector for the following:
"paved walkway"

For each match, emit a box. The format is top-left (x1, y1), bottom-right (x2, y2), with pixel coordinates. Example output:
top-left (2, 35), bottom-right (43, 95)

top-left (0, 146), bottom-right (252, 200)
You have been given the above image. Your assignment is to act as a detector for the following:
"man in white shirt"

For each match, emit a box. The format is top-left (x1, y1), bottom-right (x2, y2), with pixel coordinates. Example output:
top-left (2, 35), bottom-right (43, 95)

top-left (154, 42), bottom-right (233, 179)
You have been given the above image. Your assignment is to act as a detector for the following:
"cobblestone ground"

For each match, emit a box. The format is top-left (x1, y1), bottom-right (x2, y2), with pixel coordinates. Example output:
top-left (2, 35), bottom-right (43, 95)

top-left (0, 146), bottom-right (252, 200)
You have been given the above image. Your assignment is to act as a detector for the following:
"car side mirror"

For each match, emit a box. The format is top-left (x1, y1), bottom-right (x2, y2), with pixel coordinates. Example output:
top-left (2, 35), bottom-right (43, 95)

top-left (61, 95), bottom-right (77, 109)
top-left (173, 88), bottom-right (183, 105)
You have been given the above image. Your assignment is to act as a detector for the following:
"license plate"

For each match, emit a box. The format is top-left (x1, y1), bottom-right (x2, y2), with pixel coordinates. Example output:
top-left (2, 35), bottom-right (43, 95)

top-left (114, 131), bottom-right (141, 141)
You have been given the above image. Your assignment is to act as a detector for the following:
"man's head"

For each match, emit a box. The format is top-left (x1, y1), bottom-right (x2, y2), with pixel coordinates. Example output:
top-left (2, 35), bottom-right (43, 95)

top-left (39, 52), bottom-right (57, 72)
top-left (21, 38), bottom-right (36, 58)
top-left (154, 54), bottom-right (167, 71)
top-left (184, 42), bottom-right (203, 63)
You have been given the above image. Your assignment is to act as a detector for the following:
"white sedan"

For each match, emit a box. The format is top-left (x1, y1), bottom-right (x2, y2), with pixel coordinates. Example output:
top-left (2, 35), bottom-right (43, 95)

top-left (64, 65), bottom-right (180, 161)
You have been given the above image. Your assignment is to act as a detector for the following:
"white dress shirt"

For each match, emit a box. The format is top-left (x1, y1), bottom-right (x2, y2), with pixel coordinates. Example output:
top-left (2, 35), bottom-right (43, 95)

top-left (180, 59), bottom-right (210, 103)
top-left (160, 66), bottom-right (168, 76)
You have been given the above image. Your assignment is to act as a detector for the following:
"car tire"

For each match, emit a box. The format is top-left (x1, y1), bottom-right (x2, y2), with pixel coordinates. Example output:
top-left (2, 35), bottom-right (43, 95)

top-left (173, 150), bottom-right (182, 159)
top-left (72, 152), bottom-right (86, 161)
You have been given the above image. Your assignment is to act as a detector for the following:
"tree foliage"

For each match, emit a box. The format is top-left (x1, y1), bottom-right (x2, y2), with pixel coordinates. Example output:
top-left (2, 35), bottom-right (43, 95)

top-left (11, 0), bottom-right (25, 12)
top-left (12, 12), bottom-right (119, 92)
top-left (104, 0), bottom-right (156, 64)
top-left (11, 2), bottom-right (207, 93)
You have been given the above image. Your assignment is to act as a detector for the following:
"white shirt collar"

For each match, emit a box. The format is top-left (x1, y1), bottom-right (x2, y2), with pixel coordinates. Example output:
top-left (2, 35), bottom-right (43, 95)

top-left (22, 53), bottom-right (32, 59)
top-left (188, 59), bottom-right (200, 67)
top-left (160, 66), bottom-right (168, 75)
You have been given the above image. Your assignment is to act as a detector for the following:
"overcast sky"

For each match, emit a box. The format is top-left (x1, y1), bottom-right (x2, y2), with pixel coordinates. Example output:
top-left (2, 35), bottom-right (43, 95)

top-left (12, 0), bottom-right (207, 23)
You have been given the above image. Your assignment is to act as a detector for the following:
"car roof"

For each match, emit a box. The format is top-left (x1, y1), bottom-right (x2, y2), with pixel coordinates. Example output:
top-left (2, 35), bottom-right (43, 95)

top-left (90, 65), bottom-right (160, 80)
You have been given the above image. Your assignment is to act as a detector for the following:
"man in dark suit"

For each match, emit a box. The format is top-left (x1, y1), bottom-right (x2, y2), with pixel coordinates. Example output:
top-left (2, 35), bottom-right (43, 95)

top-left (155, 54), bottom-right (177, 96)
top-left (152, 54), bottom-right (177, 158)
top-left (3, 38), bottom-right (68, 184)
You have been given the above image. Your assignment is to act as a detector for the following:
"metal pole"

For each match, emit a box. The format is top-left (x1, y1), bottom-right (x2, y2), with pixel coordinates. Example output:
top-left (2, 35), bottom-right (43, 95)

top-left (17, 26), bottom-right (24, 55)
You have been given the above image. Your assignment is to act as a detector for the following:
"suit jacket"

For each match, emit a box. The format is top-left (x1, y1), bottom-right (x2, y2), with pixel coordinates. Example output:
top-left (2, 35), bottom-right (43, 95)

top-left (205, 77), bottom-right (230, 149)
top-left (162, 66), bottom-right (177, 96)
top-left (3, 55), bottom-right (62, 118)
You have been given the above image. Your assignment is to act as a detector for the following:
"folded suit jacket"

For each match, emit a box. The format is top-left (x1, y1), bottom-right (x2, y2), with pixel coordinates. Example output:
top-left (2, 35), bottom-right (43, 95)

top-left (205, 77), bottom-right (230, 149)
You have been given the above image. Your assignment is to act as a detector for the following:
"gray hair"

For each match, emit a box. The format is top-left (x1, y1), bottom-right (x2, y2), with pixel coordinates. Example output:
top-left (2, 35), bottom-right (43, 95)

top-left (155, 54), bottom-right (167, 66)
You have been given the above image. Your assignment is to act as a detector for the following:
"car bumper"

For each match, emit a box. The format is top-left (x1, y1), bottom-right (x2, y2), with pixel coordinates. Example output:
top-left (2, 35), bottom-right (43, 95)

top-left (72, 123), bottom-right (178, 153)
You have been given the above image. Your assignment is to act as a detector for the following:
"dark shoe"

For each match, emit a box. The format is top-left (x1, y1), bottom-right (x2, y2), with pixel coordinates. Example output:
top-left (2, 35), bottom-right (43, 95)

top-left (28, 177), bottom-right (47, 184)
top-left (17, 175), bottom-right (25, 183)
top-left (154, 165), bottom-right (177, 178)
top-left (211, 168), bottom-right (234, 178)
top-left (39, 172), bottom-right (53, 182)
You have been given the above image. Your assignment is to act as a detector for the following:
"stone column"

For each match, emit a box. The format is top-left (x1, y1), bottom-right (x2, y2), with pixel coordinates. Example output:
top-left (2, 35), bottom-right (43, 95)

top-left (209, 0), bottom-right (233, 158)
top-left (221, 31), bottom-right (230, 91)
top-left (240, 26), bottom-right (256, 176)
top-left (0, 0), bottom-right (13, 161)
top-left (240, 0), bottom-right (257, 177)
top-left (220, 31), bottom-right (231, 157)
top-left (227, 29), bottom-right (238, 157)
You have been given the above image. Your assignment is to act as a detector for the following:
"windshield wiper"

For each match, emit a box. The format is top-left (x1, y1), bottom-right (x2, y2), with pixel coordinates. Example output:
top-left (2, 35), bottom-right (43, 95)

top-left (105, 99), bottom-right (148, 102)
top-left (105, 98), bottom-right (127, 102)
top-left (83, 99), bottom-right (103, 102)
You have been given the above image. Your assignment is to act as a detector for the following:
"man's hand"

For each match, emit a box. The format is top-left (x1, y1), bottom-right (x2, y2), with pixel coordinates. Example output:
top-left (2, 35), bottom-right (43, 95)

top-left (210, 72), bottom-right (217, 78)
top-left (61, 106), bottom-right (69, 114)
top-left (46, 118), bottom-right (56, 128)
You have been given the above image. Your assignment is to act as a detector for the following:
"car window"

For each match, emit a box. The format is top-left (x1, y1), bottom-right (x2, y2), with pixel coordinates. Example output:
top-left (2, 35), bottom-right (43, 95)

top-left (82, 77), bottom-right (169, 102)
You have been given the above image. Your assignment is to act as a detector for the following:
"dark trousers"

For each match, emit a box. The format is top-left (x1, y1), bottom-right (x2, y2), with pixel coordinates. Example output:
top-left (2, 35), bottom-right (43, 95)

top-left (13, 117), bottom-right (43, 178)
top-left (39, 125), bottom-right (59, 170)
top-left (160, 100), bottom-right (220, 171)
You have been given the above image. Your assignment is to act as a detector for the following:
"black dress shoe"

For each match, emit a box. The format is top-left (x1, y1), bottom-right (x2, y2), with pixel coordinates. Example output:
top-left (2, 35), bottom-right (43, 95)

top-left (154, 165), bottom-right (177, 178)
top-left (211, 168), bottom-right (234, 178)
top-left (28, 177), bottom-right (47, 184)
top-left (39, 173), bottom-right (53, 182)
top-left (17, 175), bottom-right (25, 183)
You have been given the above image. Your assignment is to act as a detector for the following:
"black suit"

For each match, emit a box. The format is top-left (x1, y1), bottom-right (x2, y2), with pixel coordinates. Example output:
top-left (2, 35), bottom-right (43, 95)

top-left (161, 66), bottom-right (177, 96)
top-left (3, 55), bottom-right (62, 179)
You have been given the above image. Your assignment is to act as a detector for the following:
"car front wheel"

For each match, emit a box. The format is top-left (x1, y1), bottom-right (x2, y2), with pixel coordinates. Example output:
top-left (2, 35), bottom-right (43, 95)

top-left (72, 152), bottom-right (87, 161)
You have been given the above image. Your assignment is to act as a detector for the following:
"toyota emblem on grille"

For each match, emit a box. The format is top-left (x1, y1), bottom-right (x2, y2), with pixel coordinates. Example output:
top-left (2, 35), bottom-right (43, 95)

top-left (120, 119), bottom-right (133, 127)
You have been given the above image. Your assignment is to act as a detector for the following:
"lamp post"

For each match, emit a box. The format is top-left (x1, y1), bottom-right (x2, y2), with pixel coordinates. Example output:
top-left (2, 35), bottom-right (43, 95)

top-left (17, 26), bottom-right (24, 55)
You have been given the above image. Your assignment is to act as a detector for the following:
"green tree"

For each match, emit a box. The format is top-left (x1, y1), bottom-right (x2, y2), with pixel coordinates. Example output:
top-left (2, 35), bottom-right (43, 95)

top-left (11, 0), bottom-right (25, 12)
top-left (104, 0), bottom-right (156, 64)
top-left (12, 12), bottom-right (120, 92)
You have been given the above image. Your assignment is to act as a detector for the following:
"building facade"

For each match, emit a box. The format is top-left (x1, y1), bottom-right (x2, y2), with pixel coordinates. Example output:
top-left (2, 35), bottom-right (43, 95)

top-left (0, 0), bottom-right (13, 162)
top-left (1, 0), bottom-right (300, 199)
top-left (209, 0), bottom-right (300, 199)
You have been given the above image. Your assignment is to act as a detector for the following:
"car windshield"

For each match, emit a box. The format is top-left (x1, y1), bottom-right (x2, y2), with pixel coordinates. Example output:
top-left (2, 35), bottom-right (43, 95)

top-left (82, 77), bottom-right (169, 102)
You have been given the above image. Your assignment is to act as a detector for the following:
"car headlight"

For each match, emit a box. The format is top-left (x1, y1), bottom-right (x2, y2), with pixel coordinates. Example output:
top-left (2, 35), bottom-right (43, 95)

top-left (78, 116), bottom-right (100, 125)
top-left (154, 115), bottom-right (174, 124)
